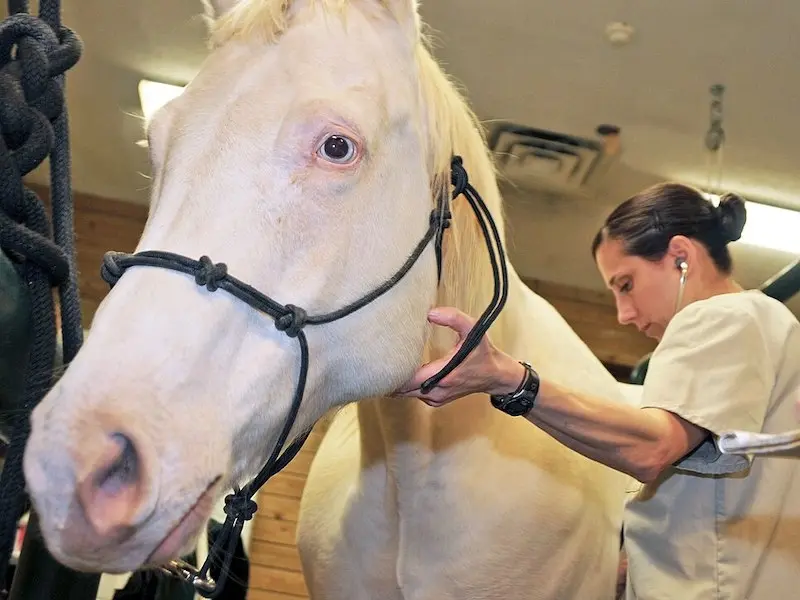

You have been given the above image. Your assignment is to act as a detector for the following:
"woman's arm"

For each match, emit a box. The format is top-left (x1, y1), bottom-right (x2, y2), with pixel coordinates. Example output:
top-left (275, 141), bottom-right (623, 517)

top-left (523, 379), bottom-right (707, 482)
top-left (395, 307), bottom-right (707, 483)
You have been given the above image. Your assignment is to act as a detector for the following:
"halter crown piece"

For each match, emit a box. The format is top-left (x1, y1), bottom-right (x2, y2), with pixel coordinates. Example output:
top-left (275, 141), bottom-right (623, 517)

top-left (99, 155), bottom-right (509, 597)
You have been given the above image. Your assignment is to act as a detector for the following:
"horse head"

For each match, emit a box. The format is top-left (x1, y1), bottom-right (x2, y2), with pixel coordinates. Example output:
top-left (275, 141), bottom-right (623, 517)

top-left (24, 0), bottom-right (477, 574)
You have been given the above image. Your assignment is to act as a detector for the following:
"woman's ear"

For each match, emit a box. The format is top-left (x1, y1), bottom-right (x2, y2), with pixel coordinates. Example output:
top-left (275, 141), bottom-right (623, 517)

top-left (665, 235), bottom-right (695, 268)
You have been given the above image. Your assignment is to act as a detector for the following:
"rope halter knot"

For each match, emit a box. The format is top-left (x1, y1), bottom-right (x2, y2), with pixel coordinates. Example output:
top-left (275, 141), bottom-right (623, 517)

top-left (223, 493), bottom-right (258, 522)
top-left (100, 251), bottom-right (124, 285)
top-left (450, 155), bottom-right (469, 197)
top-left (195, 256), bottom-right (227, 292)
top-left (275, 303), bottom-right (307, 338)
top-left (430, 205), bottom-right (452, 231)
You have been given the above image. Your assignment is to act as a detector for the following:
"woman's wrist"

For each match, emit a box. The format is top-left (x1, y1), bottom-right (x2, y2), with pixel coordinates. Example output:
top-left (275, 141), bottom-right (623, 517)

top-left (488, 352), bottom-right (528, 396)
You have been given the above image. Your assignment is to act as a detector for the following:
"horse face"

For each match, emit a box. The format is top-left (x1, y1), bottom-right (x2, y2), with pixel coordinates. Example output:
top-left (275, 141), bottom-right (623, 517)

top-left (24, 0), bottom-right (436, 573)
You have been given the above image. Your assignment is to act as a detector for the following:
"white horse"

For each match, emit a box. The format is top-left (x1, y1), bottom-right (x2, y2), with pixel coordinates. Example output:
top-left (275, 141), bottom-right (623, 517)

top-left (23, 0), bottom-right (632, 598)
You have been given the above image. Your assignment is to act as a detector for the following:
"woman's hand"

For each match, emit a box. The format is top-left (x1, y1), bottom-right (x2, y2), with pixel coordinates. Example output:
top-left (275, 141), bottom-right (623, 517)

top-left (394, 307), bottom-right (527, 407)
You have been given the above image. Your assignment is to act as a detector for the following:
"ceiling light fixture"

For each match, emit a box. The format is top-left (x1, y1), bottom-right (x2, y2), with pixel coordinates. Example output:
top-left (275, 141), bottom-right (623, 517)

top-left (605, 22), bottom-right (634, 46)
top-left (138, 79), bottom-right (185, 122)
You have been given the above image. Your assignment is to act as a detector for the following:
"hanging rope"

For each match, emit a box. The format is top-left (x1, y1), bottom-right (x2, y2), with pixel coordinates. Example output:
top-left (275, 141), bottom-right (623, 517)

top-left (704, 83), bottom-right (726, 194)
top-left (0, 0), bottom-right (82, 589)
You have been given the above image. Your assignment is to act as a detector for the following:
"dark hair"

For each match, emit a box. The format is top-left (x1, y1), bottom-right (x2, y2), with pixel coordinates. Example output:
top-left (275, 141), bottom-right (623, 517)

top-left (591, 182), bottom-right (747, 274)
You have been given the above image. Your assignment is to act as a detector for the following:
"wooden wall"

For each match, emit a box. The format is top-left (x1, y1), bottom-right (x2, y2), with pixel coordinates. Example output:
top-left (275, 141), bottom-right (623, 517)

top-left (32, 186), bottom-right (655, 599)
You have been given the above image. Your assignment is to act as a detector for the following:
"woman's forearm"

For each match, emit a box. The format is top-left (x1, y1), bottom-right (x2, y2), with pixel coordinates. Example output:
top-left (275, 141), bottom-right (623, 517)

top-left (402, 316), bottom-right (706, 482)
top-left (525, 380), bottom-right (673, 481)
top-left (491, 361), bottom-right (687, 482)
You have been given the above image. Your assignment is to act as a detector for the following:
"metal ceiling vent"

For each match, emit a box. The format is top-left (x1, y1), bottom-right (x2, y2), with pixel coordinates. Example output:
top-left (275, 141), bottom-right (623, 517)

top-left (488, 122), bottom-right (621, 196)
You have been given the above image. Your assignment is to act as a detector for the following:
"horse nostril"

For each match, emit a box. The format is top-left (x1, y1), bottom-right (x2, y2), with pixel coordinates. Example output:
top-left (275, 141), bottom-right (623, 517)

top-left (93, 432), bottom-right (139, 496)
top-left (77, 429), bottom-right (155, 538)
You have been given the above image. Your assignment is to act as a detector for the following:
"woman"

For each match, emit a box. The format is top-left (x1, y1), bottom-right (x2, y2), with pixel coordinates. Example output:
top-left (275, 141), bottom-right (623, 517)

top-left (397, 182), bottom-right (800, 599)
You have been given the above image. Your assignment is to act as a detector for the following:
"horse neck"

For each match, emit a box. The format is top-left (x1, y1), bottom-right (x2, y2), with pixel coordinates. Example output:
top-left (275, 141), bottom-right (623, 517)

top-left (411, 44), bottom-right (515, 339)
top-left (358, 100), bottom-right (528, 473)
top-left (433, 105), bottom-right (520, 356)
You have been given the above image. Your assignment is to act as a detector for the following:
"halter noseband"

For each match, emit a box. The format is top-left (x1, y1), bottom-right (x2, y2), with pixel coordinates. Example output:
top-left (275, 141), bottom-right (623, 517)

top-left (99, 155), bottom-right (508, 597)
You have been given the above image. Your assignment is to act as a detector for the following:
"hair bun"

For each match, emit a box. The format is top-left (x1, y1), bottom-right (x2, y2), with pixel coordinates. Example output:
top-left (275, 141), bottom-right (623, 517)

top-left (716, 193), bottom-right (747, 242)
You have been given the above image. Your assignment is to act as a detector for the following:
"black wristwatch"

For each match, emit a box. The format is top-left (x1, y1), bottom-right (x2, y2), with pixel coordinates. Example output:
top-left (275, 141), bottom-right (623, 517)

top-left (489, 361), bottom-right (540, 416)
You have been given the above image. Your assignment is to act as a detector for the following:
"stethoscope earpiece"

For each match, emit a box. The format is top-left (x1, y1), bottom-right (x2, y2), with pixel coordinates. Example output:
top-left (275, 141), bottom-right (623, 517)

top-left (674, 257), bottom-right (688, 312)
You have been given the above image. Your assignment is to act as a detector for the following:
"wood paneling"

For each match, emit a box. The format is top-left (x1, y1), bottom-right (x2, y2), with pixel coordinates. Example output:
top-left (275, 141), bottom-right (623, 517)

top-left (246, 426), bottom-right (326, 598)
top-left (525, 279), bottom-right (657, 368)
top-left (28, 185), bottom-right (655, 598)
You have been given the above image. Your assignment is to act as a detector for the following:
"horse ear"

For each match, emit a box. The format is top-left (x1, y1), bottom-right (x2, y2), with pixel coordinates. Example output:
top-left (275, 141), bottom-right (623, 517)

top-left (380, 0), bottom-right (421, 41)
top-left (202, 0), bottom-right (243, 19)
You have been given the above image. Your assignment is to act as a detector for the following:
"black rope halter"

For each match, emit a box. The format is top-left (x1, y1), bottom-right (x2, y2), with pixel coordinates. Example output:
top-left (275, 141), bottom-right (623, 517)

top-left (100, 155), bottom-right (509, 598)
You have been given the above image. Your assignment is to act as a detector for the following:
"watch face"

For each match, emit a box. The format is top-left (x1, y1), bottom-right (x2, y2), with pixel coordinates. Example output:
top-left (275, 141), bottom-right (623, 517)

top-left (507, 396), bottom-right (534, 416)
top-left (492, 394), bottom-right (534, 417)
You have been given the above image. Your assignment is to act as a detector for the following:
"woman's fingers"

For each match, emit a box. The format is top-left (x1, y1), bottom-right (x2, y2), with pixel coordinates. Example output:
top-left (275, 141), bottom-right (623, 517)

top-left (417, 383), bottom-right (474, 407)
top-left (393, 356), bottom-right (452, 396)
top-left (428, 307), bottom-right (477, 339)
top-left (393, 307), bottom-right (490, 401)
top-left (416, 385), bottom-right (457, 406)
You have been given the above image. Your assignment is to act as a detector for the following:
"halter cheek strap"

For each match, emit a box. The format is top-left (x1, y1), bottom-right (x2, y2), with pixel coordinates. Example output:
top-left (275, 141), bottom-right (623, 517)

top-left (99, 155), bottom-right (508, 597)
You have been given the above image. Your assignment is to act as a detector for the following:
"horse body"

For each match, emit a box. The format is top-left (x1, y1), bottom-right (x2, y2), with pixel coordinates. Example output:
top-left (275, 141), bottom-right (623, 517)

top-left (21, 0), bottom-right (631, 597)
top-left (299, 271), bottom-right (631, 600)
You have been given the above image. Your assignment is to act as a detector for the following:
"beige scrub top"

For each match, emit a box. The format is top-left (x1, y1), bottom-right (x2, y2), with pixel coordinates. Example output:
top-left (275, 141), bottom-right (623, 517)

top-left (623, 290), bottom-right (800, 600)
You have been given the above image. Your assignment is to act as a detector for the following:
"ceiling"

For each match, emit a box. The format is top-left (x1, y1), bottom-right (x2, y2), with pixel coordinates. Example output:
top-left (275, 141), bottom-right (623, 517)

top-left (10, 0), bottom-right (800, 315)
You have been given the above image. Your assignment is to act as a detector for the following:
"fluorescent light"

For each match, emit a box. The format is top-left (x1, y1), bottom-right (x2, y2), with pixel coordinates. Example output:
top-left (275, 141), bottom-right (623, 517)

top-left (704, 193), bottom-right (800, 255)
top-left (138, 79), bottom-right (185, 122)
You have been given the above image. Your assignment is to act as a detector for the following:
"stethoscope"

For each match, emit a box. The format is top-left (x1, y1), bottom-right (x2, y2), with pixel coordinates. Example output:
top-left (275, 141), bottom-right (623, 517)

top-left (672, 257), bottom-right (800, 456)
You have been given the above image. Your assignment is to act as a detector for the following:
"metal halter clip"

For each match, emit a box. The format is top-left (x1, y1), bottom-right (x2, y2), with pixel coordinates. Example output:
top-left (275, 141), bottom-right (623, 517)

top-left (718, 428), bottom-right (800, 456)
top-left (159, 559), bottom-right (217, 595)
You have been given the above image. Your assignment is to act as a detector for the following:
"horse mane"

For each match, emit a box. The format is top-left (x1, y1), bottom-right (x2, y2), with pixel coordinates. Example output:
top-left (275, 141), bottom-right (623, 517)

top-left (413, 46), bottom-right (509, 325)
top-left (204, 0), bottom-right (344, 45)
top-left (205, 0), bottom-right (512, 330)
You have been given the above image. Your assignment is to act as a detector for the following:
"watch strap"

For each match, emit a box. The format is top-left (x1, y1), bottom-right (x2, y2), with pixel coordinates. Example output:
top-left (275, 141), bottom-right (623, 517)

top-left (489, 361), bottom-right (540, 416)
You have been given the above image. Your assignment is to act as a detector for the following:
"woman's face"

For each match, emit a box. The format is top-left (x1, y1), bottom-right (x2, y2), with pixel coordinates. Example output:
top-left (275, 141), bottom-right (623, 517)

top-left (594, 238), bottom-right (682, 340)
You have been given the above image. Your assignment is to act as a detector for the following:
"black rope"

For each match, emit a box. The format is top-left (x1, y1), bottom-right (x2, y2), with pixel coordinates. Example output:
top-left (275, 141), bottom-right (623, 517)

top-left (420, 156), bottom-right (509, 393)
top-left (0, 0), bottom-right (82, 587)
top-left (101, 154), bottom-right (508, 597)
